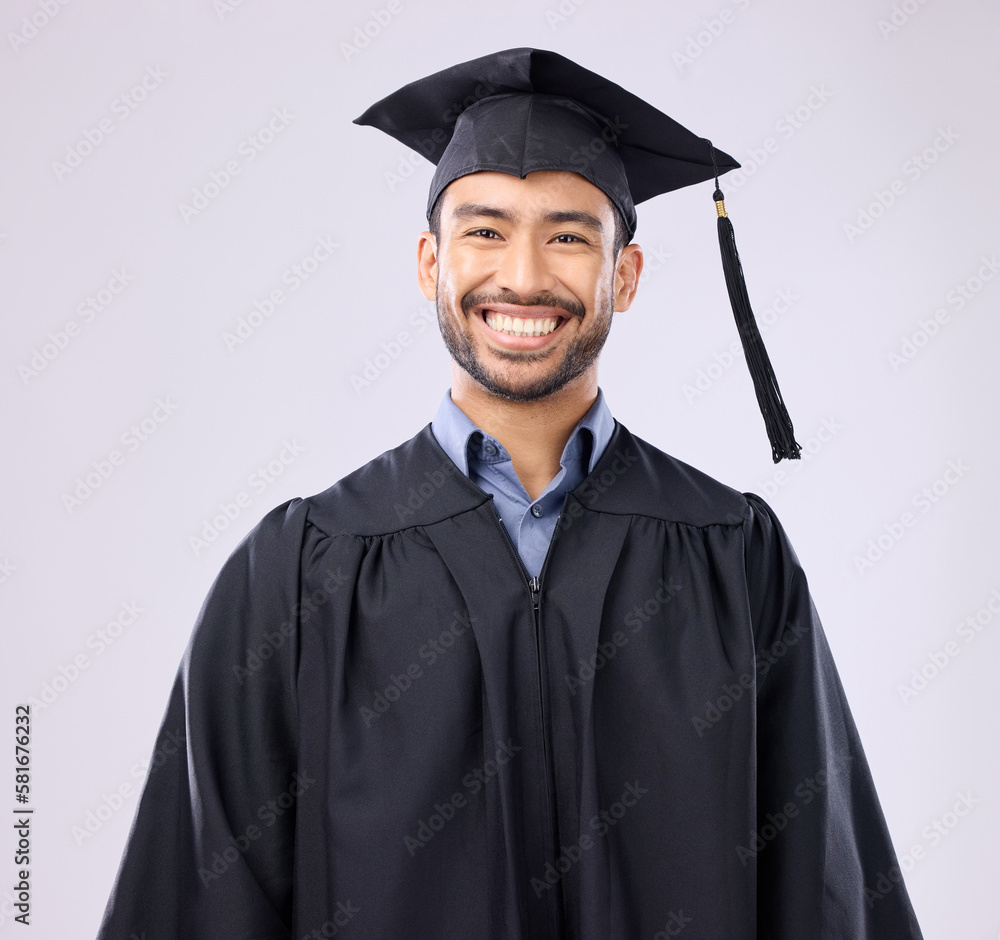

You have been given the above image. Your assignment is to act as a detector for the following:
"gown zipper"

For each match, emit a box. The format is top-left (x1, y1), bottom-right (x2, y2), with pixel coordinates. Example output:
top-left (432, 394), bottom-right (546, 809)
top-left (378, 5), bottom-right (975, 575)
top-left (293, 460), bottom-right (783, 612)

top-left (487, 497), bottom-right (564, 937)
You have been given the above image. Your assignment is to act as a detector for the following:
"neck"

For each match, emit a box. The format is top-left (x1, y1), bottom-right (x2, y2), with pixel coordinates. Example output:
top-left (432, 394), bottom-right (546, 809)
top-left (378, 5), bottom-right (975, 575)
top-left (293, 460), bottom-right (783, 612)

top-left (450, 366), bottom-right (598, 502)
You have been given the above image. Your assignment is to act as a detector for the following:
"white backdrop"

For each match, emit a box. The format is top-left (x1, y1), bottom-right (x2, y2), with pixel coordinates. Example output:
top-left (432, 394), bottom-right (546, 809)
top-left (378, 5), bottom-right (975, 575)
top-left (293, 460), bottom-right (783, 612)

top-left (1, 0), bottom-right (997, 936)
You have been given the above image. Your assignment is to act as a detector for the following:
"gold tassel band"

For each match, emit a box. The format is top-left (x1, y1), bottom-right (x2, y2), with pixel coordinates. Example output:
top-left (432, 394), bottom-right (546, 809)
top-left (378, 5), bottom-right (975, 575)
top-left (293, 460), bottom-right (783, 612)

top-left (715, 199), bottom-right (727, 218)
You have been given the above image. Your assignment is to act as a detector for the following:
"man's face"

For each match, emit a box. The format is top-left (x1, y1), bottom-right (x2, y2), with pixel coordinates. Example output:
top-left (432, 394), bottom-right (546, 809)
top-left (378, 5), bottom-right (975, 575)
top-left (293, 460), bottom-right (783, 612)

top-left (417, 170), bottom-right (641, 403)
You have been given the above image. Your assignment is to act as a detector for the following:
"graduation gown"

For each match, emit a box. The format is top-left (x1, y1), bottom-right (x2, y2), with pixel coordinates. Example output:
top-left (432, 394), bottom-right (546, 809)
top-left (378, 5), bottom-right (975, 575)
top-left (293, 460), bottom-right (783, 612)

top-left (97, 421), bottom-right (923, 939)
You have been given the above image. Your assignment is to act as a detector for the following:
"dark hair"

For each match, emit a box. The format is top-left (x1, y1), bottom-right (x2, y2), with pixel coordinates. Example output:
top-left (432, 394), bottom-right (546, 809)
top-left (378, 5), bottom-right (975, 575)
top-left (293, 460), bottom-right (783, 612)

top-left (428, 191), bottom-right (631, 259)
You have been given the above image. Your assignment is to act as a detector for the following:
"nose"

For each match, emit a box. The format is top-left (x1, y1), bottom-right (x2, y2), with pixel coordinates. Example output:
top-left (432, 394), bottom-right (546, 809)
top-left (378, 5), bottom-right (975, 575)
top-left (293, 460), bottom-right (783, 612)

top-left (493, 236), bottom-right (557, 299)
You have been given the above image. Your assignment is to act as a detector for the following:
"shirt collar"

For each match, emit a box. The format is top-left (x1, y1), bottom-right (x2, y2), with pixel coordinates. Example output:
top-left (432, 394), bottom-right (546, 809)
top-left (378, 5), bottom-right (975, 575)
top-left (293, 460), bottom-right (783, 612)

top-left (431, 387), bottom-right (615, 478)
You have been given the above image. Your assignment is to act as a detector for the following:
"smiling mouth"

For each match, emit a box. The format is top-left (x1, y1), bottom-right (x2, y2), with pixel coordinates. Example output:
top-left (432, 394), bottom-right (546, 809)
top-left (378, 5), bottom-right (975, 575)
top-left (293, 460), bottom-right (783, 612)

top-left (482, 310), bottom-right (564, 337)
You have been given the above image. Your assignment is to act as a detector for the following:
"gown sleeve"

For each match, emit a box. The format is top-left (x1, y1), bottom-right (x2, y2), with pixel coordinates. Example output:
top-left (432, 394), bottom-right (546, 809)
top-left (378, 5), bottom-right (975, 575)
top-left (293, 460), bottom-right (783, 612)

top-left (96, 499), bottom-right (310, 940)
top-left (742, 493), bottom-right (924, 939)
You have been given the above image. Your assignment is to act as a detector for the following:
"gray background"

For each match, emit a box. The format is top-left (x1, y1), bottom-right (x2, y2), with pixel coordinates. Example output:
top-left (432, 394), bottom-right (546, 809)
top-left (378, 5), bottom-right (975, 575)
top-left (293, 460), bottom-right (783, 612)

top-left (1, 0), bottom-right (997, 935)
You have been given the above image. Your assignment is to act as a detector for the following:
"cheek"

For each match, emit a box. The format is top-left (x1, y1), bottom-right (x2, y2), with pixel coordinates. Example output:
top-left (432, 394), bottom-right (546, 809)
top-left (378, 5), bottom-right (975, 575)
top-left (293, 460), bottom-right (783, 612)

top-left (434, 266), bottom-right (462, 305)
top-left (565, 275), bottom-right (604, 311)
top-left (554, 256), bottom-right (609, 295)
top-left (438, 254), bottom-right (486, 297)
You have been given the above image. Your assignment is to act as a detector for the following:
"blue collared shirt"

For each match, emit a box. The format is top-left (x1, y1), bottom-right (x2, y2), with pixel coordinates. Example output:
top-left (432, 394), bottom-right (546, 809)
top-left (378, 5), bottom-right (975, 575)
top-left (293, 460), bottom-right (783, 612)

top-left (430, 388), bottom-right (616, 578)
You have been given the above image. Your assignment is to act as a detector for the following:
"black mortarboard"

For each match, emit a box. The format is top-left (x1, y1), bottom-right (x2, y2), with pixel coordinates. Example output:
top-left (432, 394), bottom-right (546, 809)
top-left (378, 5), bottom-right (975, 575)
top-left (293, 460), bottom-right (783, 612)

top-left (354, 47), bottom-right (801, 462)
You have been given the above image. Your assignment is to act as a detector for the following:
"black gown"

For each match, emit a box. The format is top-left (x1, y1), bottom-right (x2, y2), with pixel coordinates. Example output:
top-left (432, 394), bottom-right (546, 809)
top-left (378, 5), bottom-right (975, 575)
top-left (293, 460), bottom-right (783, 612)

top-left (97, 421), bottom-right (924, 939)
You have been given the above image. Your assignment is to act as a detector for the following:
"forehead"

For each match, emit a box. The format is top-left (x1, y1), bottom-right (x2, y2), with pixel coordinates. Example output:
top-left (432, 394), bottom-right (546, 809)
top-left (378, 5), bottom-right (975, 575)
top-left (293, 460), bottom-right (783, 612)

top-left (439, 169), bottom-right (615, 223)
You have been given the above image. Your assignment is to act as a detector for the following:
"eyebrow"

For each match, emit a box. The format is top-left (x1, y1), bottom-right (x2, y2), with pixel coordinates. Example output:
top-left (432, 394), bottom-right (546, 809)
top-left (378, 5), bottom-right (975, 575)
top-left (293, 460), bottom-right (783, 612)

top-left (451, 203), bottom-right (605, 236)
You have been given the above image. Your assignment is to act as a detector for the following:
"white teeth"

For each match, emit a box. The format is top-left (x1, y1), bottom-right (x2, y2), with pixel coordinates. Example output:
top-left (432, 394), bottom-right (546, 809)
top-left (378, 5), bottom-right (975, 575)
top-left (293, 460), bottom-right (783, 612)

top-left (484, 312), bottom-right (560, 337)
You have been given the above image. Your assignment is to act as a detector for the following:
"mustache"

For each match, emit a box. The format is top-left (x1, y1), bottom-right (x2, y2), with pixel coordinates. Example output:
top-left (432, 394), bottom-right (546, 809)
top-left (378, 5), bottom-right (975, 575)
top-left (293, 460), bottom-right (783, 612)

top-left (461, 289), bottom-right (585, 320)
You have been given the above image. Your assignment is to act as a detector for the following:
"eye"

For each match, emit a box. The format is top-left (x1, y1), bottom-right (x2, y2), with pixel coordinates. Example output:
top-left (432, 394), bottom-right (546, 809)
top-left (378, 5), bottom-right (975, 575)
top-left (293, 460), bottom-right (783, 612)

top-left (553, 233), bottom-right (588, 244)
top-left (466, 228), bottom-right (501, 239)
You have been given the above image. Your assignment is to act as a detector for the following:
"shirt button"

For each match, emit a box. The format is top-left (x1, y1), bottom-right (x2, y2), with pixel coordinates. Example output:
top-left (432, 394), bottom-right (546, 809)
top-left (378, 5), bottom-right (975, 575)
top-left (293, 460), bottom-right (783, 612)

top-left (484, 442), bottom-right (498, 457)
top-left (530, 504), bottom-right (543, 518)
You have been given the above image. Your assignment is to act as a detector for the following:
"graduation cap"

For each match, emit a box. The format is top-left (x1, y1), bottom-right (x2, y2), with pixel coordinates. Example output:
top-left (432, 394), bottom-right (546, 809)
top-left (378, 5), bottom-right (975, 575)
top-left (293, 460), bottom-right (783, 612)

top-left (354, 47), bottom-right (801, 462)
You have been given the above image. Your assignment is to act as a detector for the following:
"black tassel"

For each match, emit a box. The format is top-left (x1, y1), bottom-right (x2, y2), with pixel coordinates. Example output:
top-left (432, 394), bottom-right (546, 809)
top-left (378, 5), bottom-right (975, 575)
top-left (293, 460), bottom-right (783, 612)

top-left (710, 150), bottom-right (800, 461)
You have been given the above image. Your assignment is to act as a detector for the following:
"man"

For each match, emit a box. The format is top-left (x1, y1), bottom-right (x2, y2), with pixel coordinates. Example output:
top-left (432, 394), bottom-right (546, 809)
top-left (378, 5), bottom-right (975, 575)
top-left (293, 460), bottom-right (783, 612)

top-left (98, 48), bottom-right (923, 938)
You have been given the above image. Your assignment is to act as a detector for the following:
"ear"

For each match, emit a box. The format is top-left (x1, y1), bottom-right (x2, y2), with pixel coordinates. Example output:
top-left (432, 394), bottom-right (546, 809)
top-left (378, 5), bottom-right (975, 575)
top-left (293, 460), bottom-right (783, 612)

top-left (417, 231), bottom-right (438, 301)
top-left (613, 243), bottom-right (643, 312)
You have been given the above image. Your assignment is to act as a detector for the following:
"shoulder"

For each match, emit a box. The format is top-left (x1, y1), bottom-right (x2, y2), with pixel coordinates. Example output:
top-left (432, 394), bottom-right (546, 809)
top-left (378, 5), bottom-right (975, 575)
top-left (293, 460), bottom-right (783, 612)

top-left (579, 422), bottom-right (750, 527)
top-left (740, 490), bottom-right (807, 593)
top-left (295, 424), bottom-right (488, 538)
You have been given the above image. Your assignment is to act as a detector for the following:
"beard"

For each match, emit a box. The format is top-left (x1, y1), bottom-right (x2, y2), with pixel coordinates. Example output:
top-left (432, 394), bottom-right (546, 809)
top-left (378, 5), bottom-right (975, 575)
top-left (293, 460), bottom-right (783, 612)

top-left (437, 286), bottom-right (613, 403)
